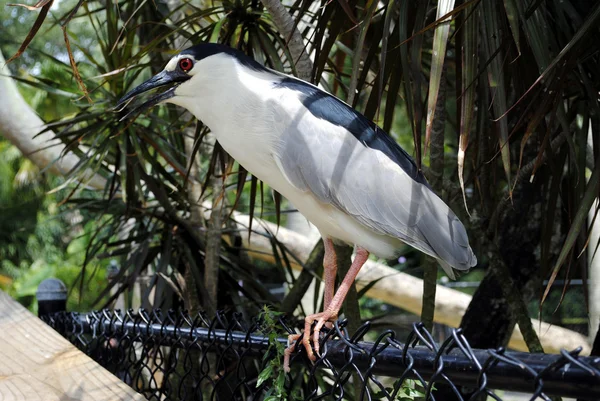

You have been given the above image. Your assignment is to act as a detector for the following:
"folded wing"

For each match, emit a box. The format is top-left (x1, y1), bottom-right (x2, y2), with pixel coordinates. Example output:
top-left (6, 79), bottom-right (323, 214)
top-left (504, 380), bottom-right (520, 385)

top-left (272, 78), bottom-right (476, 274)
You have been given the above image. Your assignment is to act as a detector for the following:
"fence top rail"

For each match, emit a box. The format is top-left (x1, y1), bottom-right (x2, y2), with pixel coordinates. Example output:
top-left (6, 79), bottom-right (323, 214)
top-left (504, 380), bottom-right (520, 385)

top-left (43, 307), bottom-right (600, 400)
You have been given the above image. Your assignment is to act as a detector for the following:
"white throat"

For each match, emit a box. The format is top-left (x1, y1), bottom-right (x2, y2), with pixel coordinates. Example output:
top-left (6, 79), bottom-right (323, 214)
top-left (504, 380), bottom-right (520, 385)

top-left (169, 55), bottom-right (279, 135)
top-left (168, 54), bottom-right (284, 181)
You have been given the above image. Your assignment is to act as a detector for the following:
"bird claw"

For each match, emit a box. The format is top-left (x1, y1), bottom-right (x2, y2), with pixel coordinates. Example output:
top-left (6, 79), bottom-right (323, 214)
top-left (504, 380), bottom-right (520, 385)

top-left (283, 334), bottom-right (300, 373)
top-left (283, 310), bottom-right (338, 372)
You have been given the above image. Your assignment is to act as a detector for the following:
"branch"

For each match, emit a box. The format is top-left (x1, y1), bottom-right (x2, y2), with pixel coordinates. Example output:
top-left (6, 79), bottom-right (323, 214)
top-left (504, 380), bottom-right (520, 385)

top-left (422, 65), bottom-right (447, 332)
top-left (490, 243), bottom-right (544, 353)
top-left (183, 134), bottom-right (204, 315)
top-left (0, 49), bottom-right (105, 190)
top-left (259, 0), bottom-right (312, 81)
top-left (280, 239), bottom-right (324, 314)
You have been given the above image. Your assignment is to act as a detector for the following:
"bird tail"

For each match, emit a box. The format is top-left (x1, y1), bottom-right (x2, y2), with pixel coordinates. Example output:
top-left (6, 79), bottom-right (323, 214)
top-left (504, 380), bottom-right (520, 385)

top-left (438, 246), bottom-right (477, 280)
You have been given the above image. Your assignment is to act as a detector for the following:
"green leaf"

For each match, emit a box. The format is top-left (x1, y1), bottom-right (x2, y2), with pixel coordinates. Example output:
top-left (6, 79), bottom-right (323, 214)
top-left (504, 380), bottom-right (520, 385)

top-left (543, 154), bottom-right (600, 304)
top-left (210, 14), bottom-right (229, 43)
top-left (257, 364), bottom-right (273, 387)
top-left (347, 0), bottom-right (379, 106)
top-left (425, 0), bottom-right (455, 151)
top-left (503, 0), bottom-right (521, 56)
top-left (481, 0), bottom-right (511, 188)
top-left (457, 2), bottom-right (478, 214)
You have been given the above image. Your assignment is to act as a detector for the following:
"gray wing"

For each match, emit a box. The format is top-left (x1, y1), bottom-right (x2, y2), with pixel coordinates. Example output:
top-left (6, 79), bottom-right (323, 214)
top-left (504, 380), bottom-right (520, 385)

top-left (272, 86), bottom-right (476, 272)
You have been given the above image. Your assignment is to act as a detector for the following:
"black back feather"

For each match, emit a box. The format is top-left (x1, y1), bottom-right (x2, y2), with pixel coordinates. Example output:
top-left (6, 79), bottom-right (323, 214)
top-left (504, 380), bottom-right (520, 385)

top-left (182, 43), bottom-right (429, 188)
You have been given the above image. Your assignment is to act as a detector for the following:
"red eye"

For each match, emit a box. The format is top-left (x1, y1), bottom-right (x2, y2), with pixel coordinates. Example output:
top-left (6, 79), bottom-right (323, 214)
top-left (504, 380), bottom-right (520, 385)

top-left (179, 57), bottom-right (193, 72)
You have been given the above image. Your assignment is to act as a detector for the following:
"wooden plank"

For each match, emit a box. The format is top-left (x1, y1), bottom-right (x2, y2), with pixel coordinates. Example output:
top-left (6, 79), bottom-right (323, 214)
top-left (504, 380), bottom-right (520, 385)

top-left (0, 290), bottom-right (144, 401)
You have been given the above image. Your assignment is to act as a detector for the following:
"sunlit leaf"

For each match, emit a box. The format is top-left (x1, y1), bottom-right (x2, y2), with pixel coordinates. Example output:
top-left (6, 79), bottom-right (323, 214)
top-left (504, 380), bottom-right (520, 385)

top-left (6, 0), bottom-right (53, 63)
top-left (7, 0), bottom-right (52, 11)
top-left (425, 0), bottom-right (455, 153)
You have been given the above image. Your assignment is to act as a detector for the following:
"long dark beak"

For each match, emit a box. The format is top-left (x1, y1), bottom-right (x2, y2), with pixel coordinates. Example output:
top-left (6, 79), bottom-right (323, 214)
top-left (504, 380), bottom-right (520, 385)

top-left (116, 70), bottom-right (190, 120)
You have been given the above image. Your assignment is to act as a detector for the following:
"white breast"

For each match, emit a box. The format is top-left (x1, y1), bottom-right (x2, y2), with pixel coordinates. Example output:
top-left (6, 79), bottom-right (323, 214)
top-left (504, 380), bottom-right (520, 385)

top-left (172, 56), bottom-right (404, 258)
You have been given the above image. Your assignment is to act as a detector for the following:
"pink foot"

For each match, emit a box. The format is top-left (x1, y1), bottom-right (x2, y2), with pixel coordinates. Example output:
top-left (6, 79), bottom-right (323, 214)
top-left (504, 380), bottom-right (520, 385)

top-left (283, 310), bottom-right (338, 372)
top-left (305, 309), bottom-right (338, 359)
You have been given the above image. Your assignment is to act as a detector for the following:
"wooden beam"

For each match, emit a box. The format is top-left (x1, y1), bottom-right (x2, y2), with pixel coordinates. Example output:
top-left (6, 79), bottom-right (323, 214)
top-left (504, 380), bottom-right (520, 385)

top-left (0, 290), bottom-right (144, 401)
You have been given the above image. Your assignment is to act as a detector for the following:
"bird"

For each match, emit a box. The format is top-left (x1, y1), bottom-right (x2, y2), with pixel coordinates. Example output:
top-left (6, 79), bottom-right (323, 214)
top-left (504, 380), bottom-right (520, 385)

top-left (117, 43), bottom-right (477, 371)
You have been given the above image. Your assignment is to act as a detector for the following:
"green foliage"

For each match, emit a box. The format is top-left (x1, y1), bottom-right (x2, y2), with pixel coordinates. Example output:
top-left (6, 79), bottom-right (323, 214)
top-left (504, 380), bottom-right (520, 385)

top-left (0, 141), bottom-right (45, 266)
top-left (0, 138), bottom-right (108, 310)
top-left (258, 306), bottom-right (301, 401)
top-left (393, 380), bottom-right (427, 401)
top-left (373, 378), bottom-right (429, 400)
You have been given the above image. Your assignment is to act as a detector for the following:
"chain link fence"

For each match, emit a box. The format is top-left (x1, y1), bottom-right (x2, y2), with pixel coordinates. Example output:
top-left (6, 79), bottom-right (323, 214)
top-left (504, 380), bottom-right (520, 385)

top-left (40, 307), bottom-right (600, 401)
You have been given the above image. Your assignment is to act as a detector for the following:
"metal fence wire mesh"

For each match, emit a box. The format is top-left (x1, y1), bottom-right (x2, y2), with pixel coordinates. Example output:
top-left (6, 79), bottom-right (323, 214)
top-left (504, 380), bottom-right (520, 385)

top-left (42, 309), bottom-right (600, 401)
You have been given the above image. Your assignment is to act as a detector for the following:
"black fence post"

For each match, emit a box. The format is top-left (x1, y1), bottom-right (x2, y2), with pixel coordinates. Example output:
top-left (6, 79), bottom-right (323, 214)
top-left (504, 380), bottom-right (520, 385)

top-left (37, 278), bottom-right (67, 318)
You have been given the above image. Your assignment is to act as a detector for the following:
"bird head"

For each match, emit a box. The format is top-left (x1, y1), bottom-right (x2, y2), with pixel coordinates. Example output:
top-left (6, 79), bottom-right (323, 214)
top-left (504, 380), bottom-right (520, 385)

top-left (116, 43), bottom-right (256, 119)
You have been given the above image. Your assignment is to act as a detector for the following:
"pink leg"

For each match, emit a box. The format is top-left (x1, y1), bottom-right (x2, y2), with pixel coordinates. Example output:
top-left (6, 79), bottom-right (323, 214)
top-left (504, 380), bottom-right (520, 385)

top-left (283, 246), bottom-right (370, 371)
top-left (284, 238), bottom-right (338, 372)
top-left (303, 247), bottom-right (370, 361)
top-left (323, 238), bottom-right (337, 311)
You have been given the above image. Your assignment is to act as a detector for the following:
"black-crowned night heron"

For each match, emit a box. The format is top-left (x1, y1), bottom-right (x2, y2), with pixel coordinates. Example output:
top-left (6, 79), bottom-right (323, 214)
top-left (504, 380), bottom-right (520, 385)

top-left (117, 43), bottom-right (477, 371)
